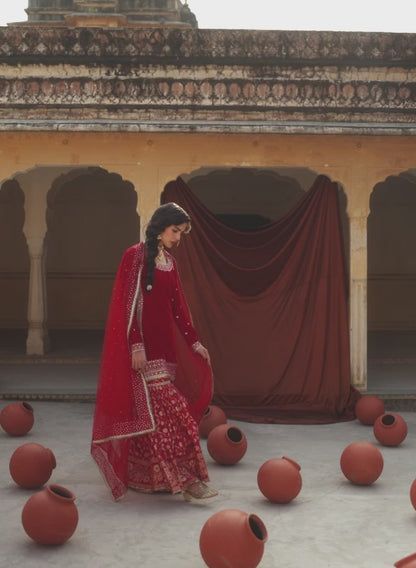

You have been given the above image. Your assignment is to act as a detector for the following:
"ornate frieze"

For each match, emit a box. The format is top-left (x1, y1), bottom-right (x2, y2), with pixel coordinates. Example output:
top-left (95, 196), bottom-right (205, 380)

top-left (0, 27), bottom-right (415, 132)
top-left (0, 27), bottom-right (415, 62)
top-left (0, 76), bottom-right (414, 113)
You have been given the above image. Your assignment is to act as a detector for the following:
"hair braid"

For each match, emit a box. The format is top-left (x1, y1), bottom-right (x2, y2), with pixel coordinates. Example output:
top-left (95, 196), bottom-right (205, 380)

top-left (144, 228), bottom-right (160, 292)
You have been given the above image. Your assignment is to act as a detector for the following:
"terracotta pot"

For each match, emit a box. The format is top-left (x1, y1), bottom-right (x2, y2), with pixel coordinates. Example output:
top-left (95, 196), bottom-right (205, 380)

top-left (409, 479), bottom-right (416, 511)
top-left (207, 424), bottom-right (247, 465)
top-left (373, 413), bottom-right (408, 446)
top-left (257, 456), bottom-right (302, 503)
top-left (340, 441), bottom-right (383, 485)
top-left (200, 509), bottom-right (268, 568)
top-left (10, 443), bottom-right (56, 489)
top-left (22, 484), bottom-right (79, 545)
top-left (199, 405), bottom-right (227, 438)
top-left (355, 395), bottom-right (385, 425)
top-left (395, 553), bottom-right (416, 567)
top-left (0, 402), bottom-right (34, 436)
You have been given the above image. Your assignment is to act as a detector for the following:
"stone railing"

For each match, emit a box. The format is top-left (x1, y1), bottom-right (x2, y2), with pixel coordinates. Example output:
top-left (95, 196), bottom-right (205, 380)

top-left (0, 27), bottom-right (415, 63)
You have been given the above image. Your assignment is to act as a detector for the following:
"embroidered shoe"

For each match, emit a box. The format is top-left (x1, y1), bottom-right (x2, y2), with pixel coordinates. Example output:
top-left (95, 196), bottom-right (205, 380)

top-left (183, 481), bottom-right (218, 501)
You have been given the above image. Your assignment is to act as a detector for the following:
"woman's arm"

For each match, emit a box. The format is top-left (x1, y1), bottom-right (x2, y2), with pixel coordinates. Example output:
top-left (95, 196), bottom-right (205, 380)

top-left (129, 314), bottom-right (147, 371)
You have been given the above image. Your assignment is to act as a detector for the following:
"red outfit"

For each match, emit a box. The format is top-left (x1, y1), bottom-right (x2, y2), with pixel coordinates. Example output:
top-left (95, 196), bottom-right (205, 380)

top-left (91, 242), bottom-right (212, 500)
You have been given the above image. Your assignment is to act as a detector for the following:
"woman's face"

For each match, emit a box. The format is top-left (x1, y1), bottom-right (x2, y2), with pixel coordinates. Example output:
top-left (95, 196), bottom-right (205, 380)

top-left (159, 223), bottom-right (188, 249)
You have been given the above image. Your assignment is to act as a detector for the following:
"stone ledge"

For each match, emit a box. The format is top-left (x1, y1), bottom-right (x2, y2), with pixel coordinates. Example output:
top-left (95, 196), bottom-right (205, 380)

top-left (1, 392), bottom-right (416, 411)
top-left (1, 118), bottom-right (416, 135)
top-left (0, 357), bottom-right (100, 364)
top-left (380, 395), bottom-right (416, 413)
top-left (0, 393), bottom-right (95, 402)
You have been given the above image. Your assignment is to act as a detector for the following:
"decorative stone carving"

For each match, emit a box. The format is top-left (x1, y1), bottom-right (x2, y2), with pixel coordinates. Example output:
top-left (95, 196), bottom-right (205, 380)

top-left (0, 27), bottom-right (414, 131)
top-left (1, 28), bottom-right (415, 61)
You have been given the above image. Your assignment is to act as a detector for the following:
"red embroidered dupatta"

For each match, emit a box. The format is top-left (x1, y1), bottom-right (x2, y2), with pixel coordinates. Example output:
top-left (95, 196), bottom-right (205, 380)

top-left (91, 242), bottom-right (212, 500)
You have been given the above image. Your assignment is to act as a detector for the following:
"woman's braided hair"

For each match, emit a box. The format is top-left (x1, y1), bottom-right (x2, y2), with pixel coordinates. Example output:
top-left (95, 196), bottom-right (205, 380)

top-left (144, 202), bottom-right (191, 292)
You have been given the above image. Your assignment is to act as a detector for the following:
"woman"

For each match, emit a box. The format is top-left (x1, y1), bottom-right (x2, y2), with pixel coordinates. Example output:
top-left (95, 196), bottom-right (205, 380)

top-left (91, 203), bottom-right (217, 501)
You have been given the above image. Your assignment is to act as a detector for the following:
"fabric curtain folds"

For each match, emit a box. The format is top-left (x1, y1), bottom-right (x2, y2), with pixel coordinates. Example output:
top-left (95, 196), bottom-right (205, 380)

top-left (162, 174), bottom-right (360, 424)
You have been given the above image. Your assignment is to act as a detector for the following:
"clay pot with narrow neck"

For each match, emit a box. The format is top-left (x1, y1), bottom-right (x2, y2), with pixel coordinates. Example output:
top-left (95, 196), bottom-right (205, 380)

top-left (10, 443), bottom-right (56, 489)
top-left (0, 402), bottom-right (34, 436)
top-left (199, 405), bottom-right (227, 438)
top-left (200, 509), bottom-right (268, 568)
top-left (340, 441), bottom-right (383, 485)
top-left (22, 484), bottom-right (79, 545)
top-left (373, 413), bottom-right (408, 446)
top-left (395, 553), bottom-right (416, 567)
top-left (207, 424), bottom-right (247, 465)
top-left (355, 395), bottom-right (385, 425)
top-left (257, 456), bottom-right (302, 503)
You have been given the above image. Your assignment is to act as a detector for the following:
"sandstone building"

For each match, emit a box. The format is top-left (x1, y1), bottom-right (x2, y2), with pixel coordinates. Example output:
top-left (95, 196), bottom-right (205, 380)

top-left (1, 0), bottom-right (416, 394)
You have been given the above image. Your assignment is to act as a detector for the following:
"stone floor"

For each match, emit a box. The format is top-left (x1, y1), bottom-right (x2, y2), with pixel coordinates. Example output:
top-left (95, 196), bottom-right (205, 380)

top-left (1, 330), bottom-right (416, 566)
top-left (2, 402), bottom-right (416, 567)
top-left (1, 329), bottom-right (416, 566)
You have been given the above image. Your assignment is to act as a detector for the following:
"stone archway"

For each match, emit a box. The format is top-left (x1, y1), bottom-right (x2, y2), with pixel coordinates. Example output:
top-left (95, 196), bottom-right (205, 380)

top-left (183, 167), bottom-right (314, 228)
top-left (367, 172), bottom-right (416, 391)
top-left (0, 179), bottom-right (29, 354)
top-left (183, 166), bottom-right (349, 259)
top-left (45, 167), bottom-right (140, 353)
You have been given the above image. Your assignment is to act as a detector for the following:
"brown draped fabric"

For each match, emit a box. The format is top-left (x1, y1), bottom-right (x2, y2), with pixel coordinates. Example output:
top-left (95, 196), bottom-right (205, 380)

top-left (162, 175), bottom-right (360, 424)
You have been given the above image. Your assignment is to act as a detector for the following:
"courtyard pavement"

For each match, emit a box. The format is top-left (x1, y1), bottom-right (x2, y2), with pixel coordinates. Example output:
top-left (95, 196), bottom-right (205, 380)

top-left (1, 401), bottom-right (416, 567)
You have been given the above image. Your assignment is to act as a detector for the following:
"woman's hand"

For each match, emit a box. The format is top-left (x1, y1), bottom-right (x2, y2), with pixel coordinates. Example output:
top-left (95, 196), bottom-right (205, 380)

top-left (132, 350), bottom-right (147, 372)
top-left (195, 344), bottom-right (211, 365)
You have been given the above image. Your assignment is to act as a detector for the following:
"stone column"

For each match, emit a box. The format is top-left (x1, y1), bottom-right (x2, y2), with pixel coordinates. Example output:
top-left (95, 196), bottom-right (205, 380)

top-left (26, 236), bottom-right (49, 355)
top-left (139, 179), bottom-right (163, 242)
top-left (349, 214), bottom-right (368, 391)
top-left (116, 165), bottom-right (162, 242)
top-left (17, 167), bottom-right (72, 355)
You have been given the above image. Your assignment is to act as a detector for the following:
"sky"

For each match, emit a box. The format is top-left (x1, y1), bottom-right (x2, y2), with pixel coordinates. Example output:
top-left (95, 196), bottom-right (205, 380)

top-left (0, 1), bottom-right (415, 33)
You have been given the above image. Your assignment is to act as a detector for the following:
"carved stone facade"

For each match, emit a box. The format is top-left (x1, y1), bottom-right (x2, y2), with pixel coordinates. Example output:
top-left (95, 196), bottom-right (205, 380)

top-left (1, 23), bottom-right (416, 394)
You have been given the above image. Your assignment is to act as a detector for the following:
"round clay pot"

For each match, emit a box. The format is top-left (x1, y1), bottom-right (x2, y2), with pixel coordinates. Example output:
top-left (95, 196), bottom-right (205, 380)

top-left (355, 395), bottom-right (385, 425)
top-left (10, 443), bottom-right (56, 489)
top-left (199, 405), bottom-right (227, 438)
top-left (200, 509), bottom-right (268, 568)
top-left (0, 402), bottom-right (34, 436)
top-left (373, 413), bottom-right (408, 446)
top-left (257, 456), bottom-right (302, 503)
top-left (340, 441), bottom-right (383, 485)
top-left (395, 553), bottom-right (416, 567)
top-left (207, 424), bottom-right (247, 465)
top-left (409, 478), bottom-right (416, 511)
top-left (22, 484), bottom-right (79, 545)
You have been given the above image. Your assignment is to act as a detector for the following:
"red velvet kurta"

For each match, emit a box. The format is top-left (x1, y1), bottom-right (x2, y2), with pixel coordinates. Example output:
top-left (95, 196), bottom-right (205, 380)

top-left (91, 243), bottom-right (213, 500)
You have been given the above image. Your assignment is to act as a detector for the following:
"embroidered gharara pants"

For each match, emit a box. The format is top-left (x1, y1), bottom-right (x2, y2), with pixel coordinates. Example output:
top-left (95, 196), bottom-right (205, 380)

top-left (127, 377), bottom-right (209, 494)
